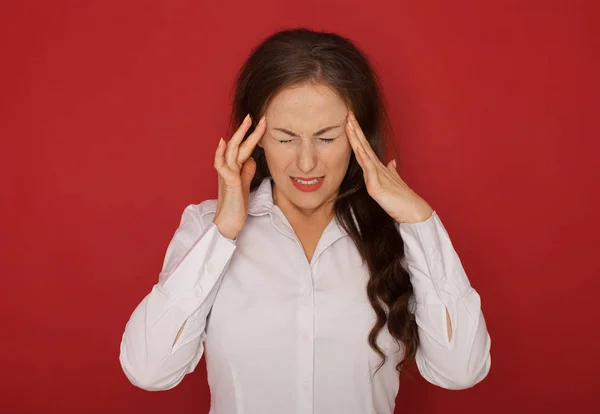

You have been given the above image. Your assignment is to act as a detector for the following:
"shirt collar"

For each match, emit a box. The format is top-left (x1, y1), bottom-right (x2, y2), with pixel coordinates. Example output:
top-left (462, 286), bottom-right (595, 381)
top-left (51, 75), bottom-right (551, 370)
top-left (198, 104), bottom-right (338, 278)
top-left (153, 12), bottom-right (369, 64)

top-left (247, 178), bottom-right (350, 261)
top-left (247, 177), bottom-right (276, 216)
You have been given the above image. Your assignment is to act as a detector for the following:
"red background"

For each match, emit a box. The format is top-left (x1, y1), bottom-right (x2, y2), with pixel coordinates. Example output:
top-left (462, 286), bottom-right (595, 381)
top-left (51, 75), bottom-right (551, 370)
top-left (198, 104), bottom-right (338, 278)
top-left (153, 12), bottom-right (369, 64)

top-left (2, 1), bottom-right (599, 413)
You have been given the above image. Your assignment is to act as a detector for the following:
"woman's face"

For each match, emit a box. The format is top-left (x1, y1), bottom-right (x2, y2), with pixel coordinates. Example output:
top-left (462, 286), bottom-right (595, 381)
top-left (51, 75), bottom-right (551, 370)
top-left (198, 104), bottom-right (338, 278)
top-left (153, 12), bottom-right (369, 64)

top-left (259, 82), bottom-right (352, 214)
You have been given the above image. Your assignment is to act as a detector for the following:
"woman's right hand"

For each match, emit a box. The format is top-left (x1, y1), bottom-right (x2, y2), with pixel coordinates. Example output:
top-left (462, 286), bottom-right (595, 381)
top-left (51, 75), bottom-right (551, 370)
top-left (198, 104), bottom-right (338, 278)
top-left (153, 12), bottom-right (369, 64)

top-left (212, 113), bottom-right (267, 240)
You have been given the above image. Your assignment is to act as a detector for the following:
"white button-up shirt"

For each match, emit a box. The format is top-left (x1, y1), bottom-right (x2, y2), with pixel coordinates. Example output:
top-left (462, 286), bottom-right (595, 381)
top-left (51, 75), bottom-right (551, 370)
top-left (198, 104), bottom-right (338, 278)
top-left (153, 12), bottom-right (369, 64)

top-left (119, 177), bottom-right (491, 413)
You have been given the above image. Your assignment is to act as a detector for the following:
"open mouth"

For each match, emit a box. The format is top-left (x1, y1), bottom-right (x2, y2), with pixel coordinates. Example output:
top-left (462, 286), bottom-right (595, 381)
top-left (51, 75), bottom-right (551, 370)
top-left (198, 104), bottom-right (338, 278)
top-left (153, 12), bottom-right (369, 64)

top-left (290, 176), bottom-right (325, 192)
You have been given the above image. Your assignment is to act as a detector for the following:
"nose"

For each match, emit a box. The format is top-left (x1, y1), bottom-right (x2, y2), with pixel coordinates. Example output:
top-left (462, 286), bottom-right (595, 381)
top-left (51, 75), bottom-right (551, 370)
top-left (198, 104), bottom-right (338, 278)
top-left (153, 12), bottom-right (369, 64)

top-left (296, 139), bottom-right (318, 173)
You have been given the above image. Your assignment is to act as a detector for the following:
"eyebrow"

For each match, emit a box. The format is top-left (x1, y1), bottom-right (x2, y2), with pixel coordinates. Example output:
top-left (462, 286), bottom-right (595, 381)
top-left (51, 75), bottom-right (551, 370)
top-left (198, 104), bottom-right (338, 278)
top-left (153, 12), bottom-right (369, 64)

top-left (271, 121), bottom-right (344, 137)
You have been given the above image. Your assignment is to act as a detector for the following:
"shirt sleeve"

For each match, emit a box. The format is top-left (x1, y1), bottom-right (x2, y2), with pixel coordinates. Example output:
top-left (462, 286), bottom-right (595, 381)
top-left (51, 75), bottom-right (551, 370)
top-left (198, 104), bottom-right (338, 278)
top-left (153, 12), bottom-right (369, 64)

top-left (397, 211), bottom-right (491, 390)
top-left (119, 204), bottom-right (237, 391)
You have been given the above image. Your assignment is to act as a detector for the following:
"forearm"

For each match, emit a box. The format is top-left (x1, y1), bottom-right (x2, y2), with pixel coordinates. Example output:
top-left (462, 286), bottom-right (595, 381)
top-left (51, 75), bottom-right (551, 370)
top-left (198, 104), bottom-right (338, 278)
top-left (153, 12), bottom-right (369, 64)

top-left (398, 211), bottom-right (491, 389)
top-left (120, 209), bottom-right (237, 391)
top-left (120, 286), bottom-right (205, 391)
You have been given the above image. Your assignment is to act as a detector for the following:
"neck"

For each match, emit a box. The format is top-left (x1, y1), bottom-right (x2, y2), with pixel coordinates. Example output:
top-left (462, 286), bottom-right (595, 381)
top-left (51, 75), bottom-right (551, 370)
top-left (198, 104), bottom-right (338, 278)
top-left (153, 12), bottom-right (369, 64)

top-left (272, 181), bottom-right (336, 224)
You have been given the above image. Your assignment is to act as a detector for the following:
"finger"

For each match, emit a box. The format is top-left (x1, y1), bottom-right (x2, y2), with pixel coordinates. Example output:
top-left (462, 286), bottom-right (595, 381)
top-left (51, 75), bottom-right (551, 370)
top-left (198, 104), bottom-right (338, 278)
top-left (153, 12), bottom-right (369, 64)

top-left (346, 119), bottom-right (368, 170)
top-left (358, 145), bottom-right (378, 176)
top-left (214, 137), bottom-right (240, 183)
top-left (346, 116), bottom-right (374, 164)
top-left (387, 158), bottom-right (406, 182)
top-left (387, 159), bottom-right (395, 173)
top-left (238, 115), bottom-right (266, 163)
top-left (348, 111), bottom-right (379, 164)
top-left (240, 156), bottom-right (257, 192)
top-left (226, 113), bottom-right (252, 167)
top-left (357, 144), bottom-right (379, 188)
top-left (214, 137), bottom-right (226, 171)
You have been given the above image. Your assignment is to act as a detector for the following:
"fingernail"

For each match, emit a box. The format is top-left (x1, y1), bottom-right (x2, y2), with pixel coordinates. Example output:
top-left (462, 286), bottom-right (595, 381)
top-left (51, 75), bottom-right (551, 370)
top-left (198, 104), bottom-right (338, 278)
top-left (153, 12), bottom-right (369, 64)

top-left (218, 137), bottom-right (224, 147)
top-left (393, 159), bottom-right (397, 168)
top-left (258, 115), bottom-right (266, 125)
top-left (244, 114), bottom-right (250, 123)
top-left (347, 118), bottom-right (355, 130)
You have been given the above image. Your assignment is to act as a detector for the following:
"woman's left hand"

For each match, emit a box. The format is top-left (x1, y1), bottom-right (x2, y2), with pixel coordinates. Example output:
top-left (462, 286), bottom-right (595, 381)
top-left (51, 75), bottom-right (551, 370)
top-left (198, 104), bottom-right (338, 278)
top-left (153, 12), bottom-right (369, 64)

top-left (346, 110), bottom-right (434, 224)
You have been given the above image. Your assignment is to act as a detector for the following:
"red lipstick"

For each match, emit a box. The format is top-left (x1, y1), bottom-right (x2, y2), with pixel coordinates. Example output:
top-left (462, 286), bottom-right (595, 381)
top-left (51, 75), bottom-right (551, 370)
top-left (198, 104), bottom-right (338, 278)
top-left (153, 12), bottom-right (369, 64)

top-left (290, 176), bottom-right (325, 192)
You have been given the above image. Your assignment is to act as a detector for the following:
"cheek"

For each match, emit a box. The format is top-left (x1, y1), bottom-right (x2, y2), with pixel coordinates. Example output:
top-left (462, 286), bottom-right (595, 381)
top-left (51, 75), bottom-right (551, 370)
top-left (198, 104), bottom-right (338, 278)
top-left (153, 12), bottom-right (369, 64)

top-left (263, 144), bottom-right (294, 173)
top-left (321, 141), bottom-right (352, 169)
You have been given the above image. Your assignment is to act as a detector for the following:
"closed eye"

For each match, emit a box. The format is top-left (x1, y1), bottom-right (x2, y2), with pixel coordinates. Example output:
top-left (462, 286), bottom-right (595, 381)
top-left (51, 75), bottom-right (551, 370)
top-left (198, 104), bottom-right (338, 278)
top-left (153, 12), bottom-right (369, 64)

top-left (278, 138), bottom-right (336, 144)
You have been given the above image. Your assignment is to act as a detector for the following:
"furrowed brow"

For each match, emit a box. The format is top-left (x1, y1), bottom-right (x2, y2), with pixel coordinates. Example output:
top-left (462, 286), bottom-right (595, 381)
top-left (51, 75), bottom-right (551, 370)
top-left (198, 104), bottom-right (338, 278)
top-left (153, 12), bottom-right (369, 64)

top-left (272, 123), bottom-right (342, 137)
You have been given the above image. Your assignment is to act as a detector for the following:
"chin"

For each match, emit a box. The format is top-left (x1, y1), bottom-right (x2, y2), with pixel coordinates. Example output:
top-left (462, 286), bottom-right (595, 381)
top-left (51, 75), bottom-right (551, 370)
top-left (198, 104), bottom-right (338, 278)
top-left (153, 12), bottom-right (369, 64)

top-left (290, 186), bottom-right (337, 211)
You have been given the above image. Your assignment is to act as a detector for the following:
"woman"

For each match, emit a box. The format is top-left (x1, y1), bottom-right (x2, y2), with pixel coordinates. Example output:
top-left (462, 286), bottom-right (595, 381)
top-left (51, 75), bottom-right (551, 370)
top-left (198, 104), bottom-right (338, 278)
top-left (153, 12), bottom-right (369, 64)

top-left (119, 28), bottom-right (491, 413)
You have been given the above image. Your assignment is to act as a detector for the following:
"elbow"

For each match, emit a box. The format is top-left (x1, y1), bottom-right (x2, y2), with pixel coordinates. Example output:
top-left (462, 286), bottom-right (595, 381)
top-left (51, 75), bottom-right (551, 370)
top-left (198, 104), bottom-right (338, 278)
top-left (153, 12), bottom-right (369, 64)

top-left (417, 328), bottom-right (492, 390)
top-left (119, 339), bottom-right (183, 392)
top-left (418, 351), bottom-right (491, 390)
top-left (119, 352), bottom-right (183, 391)
top-left (443, 353), bottom-right (491, 390)
top-left (439, 304), bottom-right (492, 390)
top-left (127, 378), bottom-right (181, 392)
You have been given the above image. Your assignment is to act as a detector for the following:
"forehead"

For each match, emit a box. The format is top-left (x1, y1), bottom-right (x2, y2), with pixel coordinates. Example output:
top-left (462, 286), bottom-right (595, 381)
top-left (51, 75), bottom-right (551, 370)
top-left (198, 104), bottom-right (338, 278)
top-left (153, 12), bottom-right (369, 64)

top-left (265, 83), bottom-right (347, 126)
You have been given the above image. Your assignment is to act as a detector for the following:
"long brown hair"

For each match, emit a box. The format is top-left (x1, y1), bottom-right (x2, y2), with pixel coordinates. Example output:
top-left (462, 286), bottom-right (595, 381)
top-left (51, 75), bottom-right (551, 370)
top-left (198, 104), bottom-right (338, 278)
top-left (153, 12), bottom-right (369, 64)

top-left (227, 28), bottom-right (419, 377)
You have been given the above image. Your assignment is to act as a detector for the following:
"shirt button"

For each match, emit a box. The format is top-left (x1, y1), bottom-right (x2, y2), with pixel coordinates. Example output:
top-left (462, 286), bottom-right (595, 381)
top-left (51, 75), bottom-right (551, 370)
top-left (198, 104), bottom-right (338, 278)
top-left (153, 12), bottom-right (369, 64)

top-left (302, 287), bottom-right (311, 296)
top-left (301, 381), bottom-right (309, 390)
top-left (302, 333), bottom-right (309, 341)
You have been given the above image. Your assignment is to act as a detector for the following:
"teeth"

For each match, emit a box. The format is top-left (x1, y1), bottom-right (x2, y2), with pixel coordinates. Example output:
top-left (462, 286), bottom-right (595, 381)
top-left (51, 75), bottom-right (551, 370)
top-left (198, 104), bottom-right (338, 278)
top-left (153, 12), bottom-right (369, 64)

top-left (294, 178), bottom-right (321, 185)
